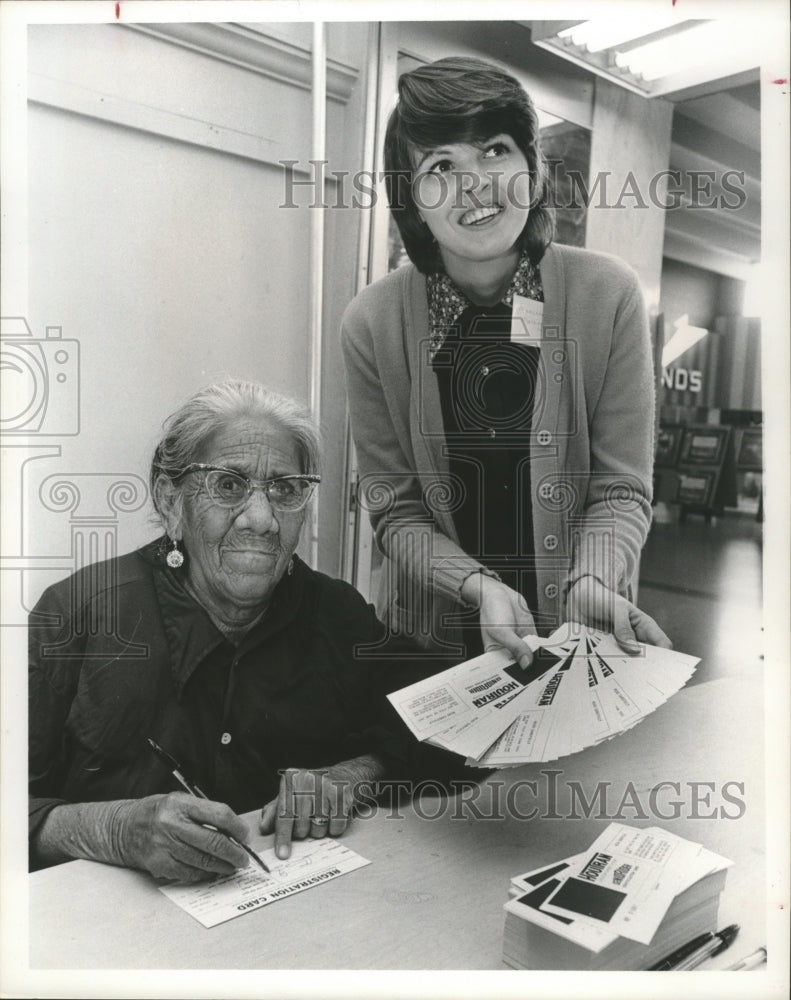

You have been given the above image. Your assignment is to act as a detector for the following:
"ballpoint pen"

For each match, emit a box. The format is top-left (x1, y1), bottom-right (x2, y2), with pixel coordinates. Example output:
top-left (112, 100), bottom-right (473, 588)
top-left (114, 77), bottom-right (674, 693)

top-left (648, 931), bottom-right (717, 971)
top-left (725, 946), bottom-right (767, 971)
top-left (670, 923), bottom-right (740, 970)
top-left (146, 737), bottom-right (270, 873)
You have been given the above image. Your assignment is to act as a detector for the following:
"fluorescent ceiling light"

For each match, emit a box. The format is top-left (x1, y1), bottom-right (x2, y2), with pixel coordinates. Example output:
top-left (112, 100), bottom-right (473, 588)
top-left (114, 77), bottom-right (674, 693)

top-left (558, 16), bottom-right (678, 53)
top-left (533, 18), bottom-right (763, 98)
top-left (618, 21), bottom-right (732, 80)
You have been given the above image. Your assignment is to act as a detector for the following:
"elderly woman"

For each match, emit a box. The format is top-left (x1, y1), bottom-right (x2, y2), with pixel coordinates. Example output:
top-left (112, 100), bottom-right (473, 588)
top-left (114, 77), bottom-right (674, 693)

top-left (29, 380), bottom-right (445, 882)
top-left (342, 56), bottom-right (671, 664)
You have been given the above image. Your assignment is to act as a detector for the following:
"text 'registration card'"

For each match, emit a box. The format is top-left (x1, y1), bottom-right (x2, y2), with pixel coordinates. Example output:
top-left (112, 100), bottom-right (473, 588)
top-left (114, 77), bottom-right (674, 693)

top-left (160, 838), bottom-right (370, 928)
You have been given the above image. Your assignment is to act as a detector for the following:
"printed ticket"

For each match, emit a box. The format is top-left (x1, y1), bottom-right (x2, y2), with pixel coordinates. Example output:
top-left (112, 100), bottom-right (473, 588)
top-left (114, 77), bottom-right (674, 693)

top-left (473, 635), bottom-right (590, 765)
top-left (506, 834), bottom-right (731, 952)
top-left (507, 853), bottom-right (620, 952)
top-left (159, 839), bottom-right (370, 928)
top-left (541, 823), bottom-right (704, 944)
top-left (386, 643), bottom-right (544, 740)
top-left (388, 623), bottom-right (698, 768)
top-left (388, 625), bottom-right (588, 759)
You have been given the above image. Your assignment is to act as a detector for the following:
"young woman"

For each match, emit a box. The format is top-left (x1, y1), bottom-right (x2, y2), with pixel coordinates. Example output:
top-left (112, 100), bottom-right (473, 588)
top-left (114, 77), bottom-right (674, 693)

top-left (342, 57), bottom-right (670, 666)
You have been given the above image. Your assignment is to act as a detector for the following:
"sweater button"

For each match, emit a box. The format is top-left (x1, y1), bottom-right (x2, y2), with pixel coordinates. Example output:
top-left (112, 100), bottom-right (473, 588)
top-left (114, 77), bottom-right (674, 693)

top-left (537, 430), bottom-right (552, 446)
top-left (220, 732), bottom-right (232, 746)
top-left (488, 428), bottom-right (496, 439)
top-left (543, 534), bottom-right (558, 550)
top-left (481, 365), bottom-right (490, 376)
top-left (544, 583), bottom-right (559, 599)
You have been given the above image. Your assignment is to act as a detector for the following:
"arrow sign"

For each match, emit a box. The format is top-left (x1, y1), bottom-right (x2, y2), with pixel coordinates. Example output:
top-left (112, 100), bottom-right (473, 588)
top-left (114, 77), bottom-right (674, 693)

top-left (662, 314), bottom-right (708, 368)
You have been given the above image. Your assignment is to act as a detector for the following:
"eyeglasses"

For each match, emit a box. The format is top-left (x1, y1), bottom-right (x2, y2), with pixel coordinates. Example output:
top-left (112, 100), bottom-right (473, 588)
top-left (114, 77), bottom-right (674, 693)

top-left (174, 464), bottom-right (320, 512)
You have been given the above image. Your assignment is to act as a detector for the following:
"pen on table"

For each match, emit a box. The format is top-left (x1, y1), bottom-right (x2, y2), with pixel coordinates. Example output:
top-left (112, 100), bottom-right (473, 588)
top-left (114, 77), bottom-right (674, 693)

top-left (724, 946), bottom-right (767, 971)
top-left (669, 923), bottom-right (740, 971)
top-left (146, 738), bottom-right (269, 873)
top-left (647, 930), bottom-right (718, 971)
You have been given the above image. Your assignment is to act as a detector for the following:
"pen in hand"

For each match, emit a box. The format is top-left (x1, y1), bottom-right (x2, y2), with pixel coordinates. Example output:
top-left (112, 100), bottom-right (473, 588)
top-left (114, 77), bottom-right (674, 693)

top-left (146, 738), bottom-right (269, 874)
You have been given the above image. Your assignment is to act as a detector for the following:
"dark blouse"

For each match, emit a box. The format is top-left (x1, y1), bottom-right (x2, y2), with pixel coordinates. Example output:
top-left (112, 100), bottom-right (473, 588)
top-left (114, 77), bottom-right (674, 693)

top-left (428, 254), bottom-right (544, 654)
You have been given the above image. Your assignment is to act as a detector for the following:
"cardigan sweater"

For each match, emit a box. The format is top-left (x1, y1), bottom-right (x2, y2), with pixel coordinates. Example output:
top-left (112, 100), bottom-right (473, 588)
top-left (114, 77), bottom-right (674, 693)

top-left (341, 242), bottom-right (655, 651)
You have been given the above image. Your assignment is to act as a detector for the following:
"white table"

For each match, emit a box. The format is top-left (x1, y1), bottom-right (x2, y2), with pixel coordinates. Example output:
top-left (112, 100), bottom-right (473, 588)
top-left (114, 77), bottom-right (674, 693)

top-left (28, 676), bottom-right (765, 970)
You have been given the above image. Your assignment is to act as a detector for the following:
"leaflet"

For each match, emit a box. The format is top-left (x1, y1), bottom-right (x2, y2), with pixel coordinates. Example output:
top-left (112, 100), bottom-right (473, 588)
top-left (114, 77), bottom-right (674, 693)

top-left (388, 624), bottom-right (699, 768)
top-left (506, 832), bottom-right (732, 952)
top-left (473, 640), bottom-right (587, 766)
top-left (583, 632), bottom-right (699, 704)
top-left (508, 853), bottom-right (620, 952)
top-left (159, 838), bottom-right (370, 928)
top-left (540, 823), bottom-right (704, 944)
top-left (386, 642), bottom-right (546, 741)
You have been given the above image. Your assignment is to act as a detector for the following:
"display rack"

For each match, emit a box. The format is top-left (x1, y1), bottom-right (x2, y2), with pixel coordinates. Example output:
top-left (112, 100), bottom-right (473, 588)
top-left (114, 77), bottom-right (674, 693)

top-left (654, 423), bottom-right (739, 521)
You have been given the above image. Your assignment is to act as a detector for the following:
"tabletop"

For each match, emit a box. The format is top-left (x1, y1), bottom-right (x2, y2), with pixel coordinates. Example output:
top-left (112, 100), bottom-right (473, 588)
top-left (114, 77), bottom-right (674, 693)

top-left (28, 675), bottom-right (766, 971)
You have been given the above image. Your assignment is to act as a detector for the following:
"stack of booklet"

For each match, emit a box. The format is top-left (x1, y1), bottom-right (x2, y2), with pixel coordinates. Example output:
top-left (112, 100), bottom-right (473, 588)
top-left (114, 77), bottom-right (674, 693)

top-left (387, 623), bottom-right (700, 766)
top-left (503, 823), bottom-right (732, 971)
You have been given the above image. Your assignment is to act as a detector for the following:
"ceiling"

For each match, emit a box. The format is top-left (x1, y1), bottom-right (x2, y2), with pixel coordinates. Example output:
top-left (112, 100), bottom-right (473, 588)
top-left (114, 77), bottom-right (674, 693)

top-left (524, 20), bottom-right (762, 281)
top-left (664, 81), bottom-right (760, 279)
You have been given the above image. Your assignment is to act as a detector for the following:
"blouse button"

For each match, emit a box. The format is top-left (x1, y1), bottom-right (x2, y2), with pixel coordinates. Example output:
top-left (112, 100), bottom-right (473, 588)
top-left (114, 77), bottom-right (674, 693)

top-left (537, 430), bottom-right (552, 446)
top-left (544, 534), bottom-right (558, 550)
top-left (220, 732), bottom-right (232, 746)
top-left (544, 583), bottom-right (559, 599)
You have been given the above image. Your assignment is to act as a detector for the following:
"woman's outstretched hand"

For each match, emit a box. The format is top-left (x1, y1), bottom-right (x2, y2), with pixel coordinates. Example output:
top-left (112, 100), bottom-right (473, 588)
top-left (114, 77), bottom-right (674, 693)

top-left (461, 572), bottom-right (537, 668)
top-left (566, 576), bottom-right (672, 652)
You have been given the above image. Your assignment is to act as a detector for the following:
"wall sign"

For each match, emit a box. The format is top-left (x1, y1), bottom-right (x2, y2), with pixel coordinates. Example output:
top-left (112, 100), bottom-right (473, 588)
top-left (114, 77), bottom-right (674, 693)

top-left (661, 367), bottom-right (702, 393)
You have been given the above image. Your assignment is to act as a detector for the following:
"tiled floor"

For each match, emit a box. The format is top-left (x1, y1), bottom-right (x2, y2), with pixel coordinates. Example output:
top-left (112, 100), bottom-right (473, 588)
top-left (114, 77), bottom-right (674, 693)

top-left (638, 512), bottom-right (763, 687)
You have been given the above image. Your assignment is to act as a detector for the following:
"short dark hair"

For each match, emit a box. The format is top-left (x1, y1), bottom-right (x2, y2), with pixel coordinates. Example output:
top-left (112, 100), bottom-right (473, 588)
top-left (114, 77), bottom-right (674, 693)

top-left (384, 56), bottom-right (555, 274)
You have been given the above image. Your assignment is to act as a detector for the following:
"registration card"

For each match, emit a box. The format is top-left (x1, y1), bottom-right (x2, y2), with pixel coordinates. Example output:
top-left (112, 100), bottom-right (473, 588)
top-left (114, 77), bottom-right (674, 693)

top-left (159, 838), bottom-right (370, 928)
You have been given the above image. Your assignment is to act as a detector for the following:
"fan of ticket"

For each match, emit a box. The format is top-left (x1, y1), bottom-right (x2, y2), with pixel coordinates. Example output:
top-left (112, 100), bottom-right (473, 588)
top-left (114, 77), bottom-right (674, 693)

top-left (387, 623), bottom-right (699, 766)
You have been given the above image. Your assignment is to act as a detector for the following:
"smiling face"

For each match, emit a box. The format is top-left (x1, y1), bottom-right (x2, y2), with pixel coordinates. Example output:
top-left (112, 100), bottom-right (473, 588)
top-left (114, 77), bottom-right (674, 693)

top-left (175, 416), bottom-right (306, 624)
top-left (411, 134), bottom-right (531, 276)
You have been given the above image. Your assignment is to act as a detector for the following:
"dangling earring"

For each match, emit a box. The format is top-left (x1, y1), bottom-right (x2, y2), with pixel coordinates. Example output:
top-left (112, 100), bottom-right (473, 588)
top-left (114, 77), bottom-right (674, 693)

top-left (166, 538), bottom-right (184, 569)
top-left (287, 556), bottom-right (295, 576)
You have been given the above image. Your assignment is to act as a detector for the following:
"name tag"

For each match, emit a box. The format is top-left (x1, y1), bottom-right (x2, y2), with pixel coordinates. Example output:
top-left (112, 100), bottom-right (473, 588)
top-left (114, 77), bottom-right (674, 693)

top-left (511, 295), bottom-right (544, 345)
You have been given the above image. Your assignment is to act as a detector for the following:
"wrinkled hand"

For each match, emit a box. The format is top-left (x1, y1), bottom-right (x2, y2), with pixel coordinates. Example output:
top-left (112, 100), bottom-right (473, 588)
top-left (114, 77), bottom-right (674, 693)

top-left (566, 576), bottom-right (672, 652)
top-left (260, 756), bottom-right (383, 860)
top-left (461, 572), bottom-right (536, 668)
top-left (118, 792), bottom-right (251, 882)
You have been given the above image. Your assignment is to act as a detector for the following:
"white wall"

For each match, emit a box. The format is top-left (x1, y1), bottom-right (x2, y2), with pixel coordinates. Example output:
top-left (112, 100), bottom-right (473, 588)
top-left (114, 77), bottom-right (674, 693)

top-left (12, 21), bottom-right (370, 612)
